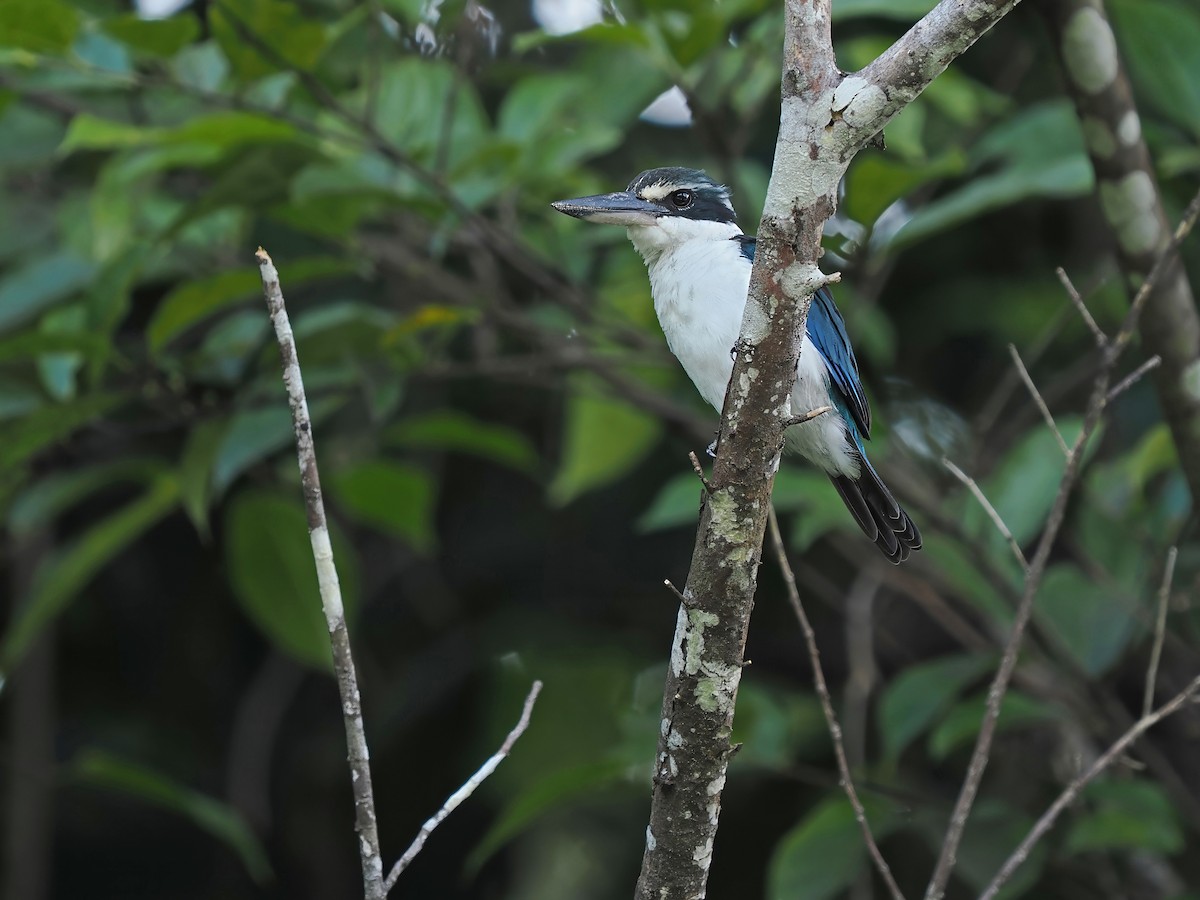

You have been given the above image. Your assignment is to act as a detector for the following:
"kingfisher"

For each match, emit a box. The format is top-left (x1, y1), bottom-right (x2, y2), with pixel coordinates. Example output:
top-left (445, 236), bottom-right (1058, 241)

top-left (552, 167), bottom-right (921, 563)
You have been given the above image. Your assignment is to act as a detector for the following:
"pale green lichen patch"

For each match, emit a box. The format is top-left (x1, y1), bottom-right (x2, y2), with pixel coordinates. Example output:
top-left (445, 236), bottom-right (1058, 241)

top-left (1062, 8), bottom-right (1118, 94)
top-left (1182, 359), bottom-right (1200, 402)
top-left (1117, 110), bottom-right (1141, 147)
top-left (1081, 116), bottom-right (1116, 158)
top-left (684, 608), bottom-right (719, 675)
top-left (1099, 172), bottom-right (1161, 255)
top-left (693, 659), bottom-right (741, 712)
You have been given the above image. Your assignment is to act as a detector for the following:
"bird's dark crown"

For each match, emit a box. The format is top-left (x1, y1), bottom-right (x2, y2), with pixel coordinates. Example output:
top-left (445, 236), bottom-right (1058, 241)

top-left (627, 167), bottom-right (737, 224)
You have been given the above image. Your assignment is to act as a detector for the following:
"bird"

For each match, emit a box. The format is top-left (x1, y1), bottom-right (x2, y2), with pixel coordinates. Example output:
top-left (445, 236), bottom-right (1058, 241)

top-left (552, 167), bottom-right (921, 563)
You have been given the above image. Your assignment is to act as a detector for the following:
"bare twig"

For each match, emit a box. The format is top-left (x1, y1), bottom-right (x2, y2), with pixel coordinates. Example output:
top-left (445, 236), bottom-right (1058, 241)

top-left (1056, 267), bottom-right (1107, 347)
top-left (1007, 344), bottom-right (1069, 457)
top-left (978, 673), bottom-right (1200, 900)
top-left (688, 451), bottom-right (713, 493)
top-left (256, 249), bottom-right (385, 900)
top-left (1106, 356), bottom-right (1162, 404)
top-left (942, 458), bottom-right (1029, 573)
top-left (1112, 185), bottom-right (1200, 354)
top-left (383, 680), bottom-right (543, 890)
top-left (768, 507), bottom-right (905, 900)
top-left (664, 579), bottom-right (688, 603)
top-left (1143, 547), bottom-right (1179, 718)
top-left (783, 405), bottom-right (834, 429)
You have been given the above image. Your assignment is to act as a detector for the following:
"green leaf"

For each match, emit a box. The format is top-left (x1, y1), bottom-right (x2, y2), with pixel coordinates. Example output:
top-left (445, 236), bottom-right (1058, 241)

top-left (73, 749), bottom-right (271, 883)
top-left (1111, 0), bottom-right (1200, 139)
top-left (210, 0), bottom-right (327, 81)
top-left (370, 58), bottom-right (488, 170)
top-left (224, 490), bottom-right (359, 670)
top-left (211, 406), bottom-right (294, 496)
top-left (467, 759), bottom-right (631, 875)
top-left (768, 794), bottom-right (899, 900)
top-left (387, 411), bottom-right (538, 473)
top-left (637, 471), bottom-right (704, 532)
top-left (59, 111), bottom-right (301, 155)
top-left (0, 377), bottom-right (41, 421)
top-left (179, 418), bottom-right (229, 537)
top-left (549, 381), bottom-right (661, 505)
top-left (102, 14), bottom-right (200, 57)
top-left (0, 330), bottom-right (109, 364)
top-left (0, 477), bottom-right (180, 674)
top-left (926, 539), bottom-right (1017, 622)
top-left (892, 102), bottom-right (1093, 248)
top-left (1067, 779), bottom-right (1183, 854)
top-left (0, 252), bottom-right (96, 334)
top-left (979, 415), bottom-right (1090, 548)
top-left (878, 653), bottom-right (994, 760)
top-left (0, 0), bottom-right (79, 53)
top-left (1034, 564), bottom-right (1138, 676)
top-left (929, 690), bottom-right (1058, 760)
top-left (846, 151), bottom-right (967, 225)
top-left (0, 393), bottom-right (122, 474)
top-left (146, 257), bottom-right (348, 353)
top-left (7, 459), bottom-right (165, 535)
top-left (328, 460), bottom-right (435, 550)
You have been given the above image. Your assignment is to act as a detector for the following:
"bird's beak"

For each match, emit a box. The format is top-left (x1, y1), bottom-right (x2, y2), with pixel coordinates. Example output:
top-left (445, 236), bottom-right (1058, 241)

top-left (551, 191), bottom-right (661, 227)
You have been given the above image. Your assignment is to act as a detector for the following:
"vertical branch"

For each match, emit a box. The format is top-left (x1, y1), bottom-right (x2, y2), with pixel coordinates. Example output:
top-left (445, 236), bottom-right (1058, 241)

top-left (1044, 0), bottom-right (1200, 505)
top-left (769, 510), bottom-right (904, 900)
top-left (635, 1), bottom-right (1032, 895)
top-left (256, 249), bottom-right (385, 900)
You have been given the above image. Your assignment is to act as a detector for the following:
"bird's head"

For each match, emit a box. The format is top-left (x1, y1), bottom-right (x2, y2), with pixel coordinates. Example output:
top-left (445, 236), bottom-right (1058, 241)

top-left (552, 167), bottom-right (738, 254)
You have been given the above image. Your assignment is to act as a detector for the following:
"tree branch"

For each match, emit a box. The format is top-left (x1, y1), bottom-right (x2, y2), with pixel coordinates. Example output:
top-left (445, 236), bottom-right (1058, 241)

top-left (769, 508), bottom-right (904, 900)
top-left (1044, 0), bottom-right (1200, 505)
top-left (924, 197), bottom-right (1200, 900)
top-left (384, 680), bottom-right (543, 890)
top-left (256, 249), bottom-right (385, 900)
top-left (978, 673), bottom-right (1200, 900)
top-left (635, 0), bottom-right (1030, 895)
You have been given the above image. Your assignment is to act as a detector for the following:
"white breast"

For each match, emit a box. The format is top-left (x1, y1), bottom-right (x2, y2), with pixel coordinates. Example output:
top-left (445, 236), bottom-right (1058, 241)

top-left (629, 219), bottom-right (860, 478)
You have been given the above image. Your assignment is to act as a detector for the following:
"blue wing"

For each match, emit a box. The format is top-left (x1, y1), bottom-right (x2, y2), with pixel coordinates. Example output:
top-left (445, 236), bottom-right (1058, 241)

top-left (733, 236), bottom-right (871, 439)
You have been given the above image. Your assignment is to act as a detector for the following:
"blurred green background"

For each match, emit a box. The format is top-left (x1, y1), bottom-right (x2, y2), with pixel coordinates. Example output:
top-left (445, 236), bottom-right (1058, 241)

top-left (1, 0), bottom-right (1199, 897)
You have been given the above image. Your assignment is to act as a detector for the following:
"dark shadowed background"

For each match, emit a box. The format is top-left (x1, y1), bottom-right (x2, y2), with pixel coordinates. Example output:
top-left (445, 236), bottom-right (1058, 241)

top-left (1, 0), bottom-right (1199, 897)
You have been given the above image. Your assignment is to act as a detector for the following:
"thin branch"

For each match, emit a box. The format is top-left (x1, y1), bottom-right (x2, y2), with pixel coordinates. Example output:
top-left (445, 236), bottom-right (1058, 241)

top-left (688, 451), bottom-right (714, 493)
top-left (256, 249), bottom-right (385, 900)
top-left (1007, 344), bottom-right (1070, 457)
top-left (927, 191), bottom-right (1200, 898)
top-left (768, 507), bottom-right (905, 900)
top-left (637, 0), bottom-right (1034, 893)
top-left (1106, 356), bottom-right (1161, 404)
top-left (925, 398), bottom-right (1098, 900)
top-left (383, 680), bottom-right (543, 890)
top-left (978, 673), bottom-right (1200, 900)
top-left (783, 405), bottom-right (834, 429)
top-left (942, 458), bottom-right (1029, 573)
top-left (664, 580), bottom-right (688, 603)
top-left (1142, 547), bottom-right (1178, 718)
top-left (1056, 267), bottom-right (1107, 347)
top-left (1112, 185), bottom-right (1200, 354)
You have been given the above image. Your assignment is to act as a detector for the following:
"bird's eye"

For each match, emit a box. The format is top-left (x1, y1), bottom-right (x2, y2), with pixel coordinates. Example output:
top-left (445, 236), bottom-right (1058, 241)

top-left (670, 190), bottom-right (694, 209)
